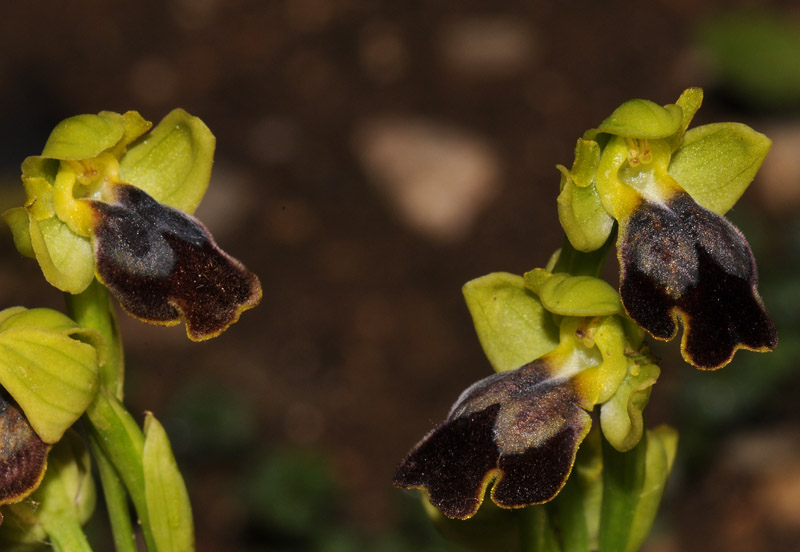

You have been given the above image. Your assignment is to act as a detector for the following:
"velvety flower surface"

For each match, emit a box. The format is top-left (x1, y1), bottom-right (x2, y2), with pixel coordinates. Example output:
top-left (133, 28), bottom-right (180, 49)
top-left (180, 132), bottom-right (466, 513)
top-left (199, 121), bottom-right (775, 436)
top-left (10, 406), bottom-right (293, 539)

top-left (393, 358), bottom-right (591, 519)
top-left (619, 192), bottom-right (777, 369)
top-left (89, 183), bottom-right (262, 341)
top-left (0, 392), bottom-right (49, 507)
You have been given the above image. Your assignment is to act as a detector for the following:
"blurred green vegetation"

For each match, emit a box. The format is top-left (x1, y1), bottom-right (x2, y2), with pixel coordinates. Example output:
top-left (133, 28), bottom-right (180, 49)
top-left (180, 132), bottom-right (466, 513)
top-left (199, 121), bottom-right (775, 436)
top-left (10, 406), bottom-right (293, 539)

top-left (698, 12), bottom-right (800, 111)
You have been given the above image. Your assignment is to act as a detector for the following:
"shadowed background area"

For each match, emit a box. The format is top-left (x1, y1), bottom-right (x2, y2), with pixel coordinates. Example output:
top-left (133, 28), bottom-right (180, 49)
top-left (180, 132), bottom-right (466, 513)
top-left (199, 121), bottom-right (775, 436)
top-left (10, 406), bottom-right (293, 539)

top-left (2, 1), bottom-right (800, 551)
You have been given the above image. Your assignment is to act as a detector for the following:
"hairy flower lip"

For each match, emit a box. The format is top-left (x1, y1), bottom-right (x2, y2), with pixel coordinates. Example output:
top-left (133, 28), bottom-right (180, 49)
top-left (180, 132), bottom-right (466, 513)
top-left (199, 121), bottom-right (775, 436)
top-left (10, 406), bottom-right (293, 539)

top-left (89, 183), bottom-right (262, 341)
top-left (0, 392), bottom-right (50, 507)
top-left (618, 192), bottom-right (777, 369)
top-left (393, 358), bottom-right (591, 519)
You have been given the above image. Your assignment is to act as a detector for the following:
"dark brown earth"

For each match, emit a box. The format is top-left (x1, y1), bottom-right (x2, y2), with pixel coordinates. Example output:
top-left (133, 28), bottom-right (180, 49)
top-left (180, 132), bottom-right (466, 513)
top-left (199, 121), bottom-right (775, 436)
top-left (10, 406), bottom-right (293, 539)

top-left (1, 1), bottom-right (800, 551)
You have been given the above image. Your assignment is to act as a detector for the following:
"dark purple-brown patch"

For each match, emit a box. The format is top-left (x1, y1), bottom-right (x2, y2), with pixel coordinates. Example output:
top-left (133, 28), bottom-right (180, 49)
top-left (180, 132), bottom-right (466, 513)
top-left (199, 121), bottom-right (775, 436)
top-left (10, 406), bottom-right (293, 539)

top-left (89, 184), bottom-right (262, 340)
top-left (393, 360), bottom-right (591, 519)
top-left (0, 392), bottom-right (49, 506)
top-left (619, 192), bottom-right (776, 369)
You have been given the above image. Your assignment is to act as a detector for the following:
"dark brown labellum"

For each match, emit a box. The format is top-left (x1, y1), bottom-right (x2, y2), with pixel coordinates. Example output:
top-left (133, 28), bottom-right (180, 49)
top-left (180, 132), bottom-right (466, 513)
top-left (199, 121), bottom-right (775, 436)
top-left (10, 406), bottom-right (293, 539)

top-left (619, 192), bottom-right (777, 369)
top-left (90, 184), bottom-right (262, 340)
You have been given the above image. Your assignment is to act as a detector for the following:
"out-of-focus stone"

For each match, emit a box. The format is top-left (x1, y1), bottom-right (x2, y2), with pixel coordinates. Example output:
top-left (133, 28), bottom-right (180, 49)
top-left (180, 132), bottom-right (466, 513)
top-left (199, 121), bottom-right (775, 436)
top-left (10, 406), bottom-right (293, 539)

top-left (755, 123), bottom-right (800, 213)
top-left (353, 117), bottom-right (500, 243)
top-left (438, 16), bottom-right (537, 78)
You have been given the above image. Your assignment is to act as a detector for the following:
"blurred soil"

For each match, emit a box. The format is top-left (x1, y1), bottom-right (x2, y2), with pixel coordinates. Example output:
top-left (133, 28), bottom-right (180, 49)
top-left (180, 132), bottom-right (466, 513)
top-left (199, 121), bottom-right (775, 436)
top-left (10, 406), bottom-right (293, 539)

top-left (1, 1), bottom-right (800, 550)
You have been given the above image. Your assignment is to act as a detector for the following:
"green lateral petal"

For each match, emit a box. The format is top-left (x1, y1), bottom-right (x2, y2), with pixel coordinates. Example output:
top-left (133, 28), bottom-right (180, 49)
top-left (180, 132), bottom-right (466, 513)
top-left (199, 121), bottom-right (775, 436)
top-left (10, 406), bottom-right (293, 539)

top-left (669, 122), bottom-right (771, 215)
top-left (0, 326), bottom-right (99, 443)
top-left (463, 272), bottom-right (559, 373)
top-left (667, 88), bottom-right (704, 152)
top-left (106, 110), bottom-right (153, 159)
top-left (119, 108), bottom-right (215, 213)
top-left (21, 156), bottom-right (60, 183)
top-left (28, 216), bottom-right (95, 294)
top-left (597, 99), bottom-right (682, 139)
top-left (143, 413), bottom-right (195, 552)
top-left (42, 112), bottom-right (126, 160)
top-left (599, 362), bottom-right (660, 452)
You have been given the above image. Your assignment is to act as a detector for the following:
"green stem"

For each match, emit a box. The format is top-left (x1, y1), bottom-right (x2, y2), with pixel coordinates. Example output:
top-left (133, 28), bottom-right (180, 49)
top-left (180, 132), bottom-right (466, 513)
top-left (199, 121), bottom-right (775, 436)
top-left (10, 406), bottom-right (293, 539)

top-left (65, 282), bottom-right (157, 552)
top-left (41, 517), bottom-right (94, 552)
top-left (64, 280), bottom-right (125, 399)
top-left (553, 228), bottom-right (617, 278)
top-left (88, 432), bottom-right (138, 552)
top-left (519, 505), bottom-right (561, 552)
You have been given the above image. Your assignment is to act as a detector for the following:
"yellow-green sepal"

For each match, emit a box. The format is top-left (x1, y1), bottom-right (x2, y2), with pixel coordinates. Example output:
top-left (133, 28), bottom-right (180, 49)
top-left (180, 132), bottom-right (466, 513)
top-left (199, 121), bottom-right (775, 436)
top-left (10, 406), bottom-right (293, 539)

top-left (668, 122), bottom-right (772, 215)
top-left (119, 108), bottom-right (215, 214)
top-left (41, 112), bottom-right (126, 160)
top-left (463, 272), bottom-right (559, 373)
top-left (27, 214), bottom-right (95, 294)
top-left (0, 307), bottom-right (101, 444)
top-left (143, 413), bottom-right (195, 552)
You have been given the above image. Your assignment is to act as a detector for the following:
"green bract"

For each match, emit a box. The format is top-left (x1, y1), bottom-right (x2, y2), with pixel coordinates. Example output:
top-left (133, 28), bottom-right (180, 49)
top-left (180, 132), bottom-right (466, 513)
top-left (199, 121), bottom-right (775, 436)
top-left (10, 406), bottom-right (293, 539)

top-left (143, 414), bottom-right (194, 552)
top-left (3, 109), bottom-right (215, 294)
top-left (0, 307), bottom-right (101, 444)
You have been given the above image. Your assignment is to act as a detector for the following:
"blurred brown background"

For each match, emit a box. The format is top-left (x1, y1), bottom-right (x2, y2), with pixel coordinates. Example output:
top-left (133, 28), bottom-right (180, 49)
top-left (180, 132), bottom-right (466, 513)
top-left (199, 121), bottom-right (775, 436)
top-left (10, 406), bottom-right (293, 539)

top-left (2, 1), bottom-right (800, 551)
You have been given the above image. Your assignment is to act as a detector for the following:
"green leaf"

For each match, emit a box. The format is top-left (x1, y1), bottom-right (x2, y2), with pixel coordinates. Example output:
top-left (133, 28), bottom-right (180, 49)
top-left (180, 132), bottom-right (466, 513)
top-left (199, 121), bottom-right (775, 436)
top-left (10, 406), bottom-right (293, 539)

top-left (596, 99), bottom-right (683, 139)
top-left (669, 122), bottom-right (771, 214)
top-left (143, 413), bottom-right (195, 552)
top-left (28, 215), bottom-right (95, 294)
top-left (599, 362), bottom-right (660, 452)
top-left (598, 426), bottom-right (677, 552)
top-left (42, 112), bottom-right (126, 160)
top-left (463, 272), bottom-right (559, 373)
top-left (521, 506), bottom-right (562, 552)
top-left (119, 108), bottom-right (215, 214)
top-left (536, 273), bottom-right (622, 317)
top-left (0, 324), bottom-right (99, 444)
